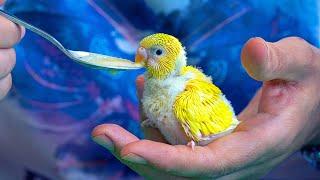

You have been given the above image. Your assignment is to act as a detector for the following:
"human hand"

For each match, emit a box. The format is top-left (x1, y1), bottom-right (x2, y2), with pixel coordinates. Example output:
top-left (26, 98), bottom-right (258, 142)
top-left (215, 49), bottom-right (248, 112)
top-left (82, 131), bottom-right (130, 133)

top-left (0, 0), bottom-right (25, 100)
top-left (92, 37), bottom-right (320, 179)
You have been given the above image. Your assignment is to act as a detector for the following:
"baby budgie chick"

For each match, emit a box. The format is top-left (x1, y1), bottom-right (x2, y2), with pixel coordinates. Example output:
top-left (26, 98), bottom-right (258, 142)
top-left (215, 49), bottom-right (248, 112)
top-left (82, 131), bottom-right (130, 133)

top-left (135, 33), bottom-right (239, 149)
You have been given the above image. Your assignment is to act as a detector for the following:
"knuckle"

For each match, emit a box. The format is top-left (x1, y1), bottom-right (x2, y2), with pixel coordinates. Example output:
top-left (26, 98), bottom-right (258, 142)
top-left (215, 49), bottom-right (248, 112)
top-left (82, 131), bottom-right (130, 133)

top-left (92, 124), bottom-right (122, 137)
top-left (301, 41), bottom-right (317, 67)
top-left (285, 36), bottom-right (310, 48)
top-left (267, 45), bottom-right (283, 74)
top-left (272, 36), bottom-right (318, 79)
top-left (286, 36), bottom-right (307, 43)
top-left (107, 124), bottom-right (122, 130)
top-left (286, 36), bottom-right (316, 67)
top-left (309, 45), bottom-right (320, 70)
top-left (0, 17), bottom-right (22, 47)
top-left (8, 25), bottom-right (22, 46)
top-left (97, 123), bottom-right (121, 130)
top-left (93, 124), bottom-right (109, 131)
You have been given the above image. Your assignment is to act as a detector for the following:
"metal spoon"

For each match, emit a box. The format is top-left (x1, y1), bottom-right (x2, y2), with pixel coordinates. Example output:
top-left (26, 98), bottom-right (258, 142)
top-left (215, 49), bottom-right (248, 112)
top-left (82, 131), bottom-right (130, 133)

top-left (0, 9), bottom-right (143, 70)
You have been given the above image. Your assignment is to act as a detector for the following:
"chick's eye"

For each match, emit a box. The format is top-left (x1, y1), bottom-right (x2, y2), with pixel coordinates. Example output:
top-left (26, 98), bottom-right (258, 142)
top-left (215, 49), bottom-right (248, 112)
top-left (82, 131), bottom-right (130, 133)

top-left (155, 49), bottom-right (163, 56)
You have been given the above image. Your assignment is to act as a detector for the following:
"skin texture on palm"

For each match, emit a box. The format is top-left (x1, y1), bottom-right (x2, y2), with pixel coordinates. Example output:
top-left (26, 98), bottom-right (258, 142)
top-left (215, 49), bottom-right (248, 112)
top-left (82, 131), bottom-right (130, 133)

top-left (0, 0), bottom-right (25, 100)
top-left (92, 37), bottom-right (320, 179)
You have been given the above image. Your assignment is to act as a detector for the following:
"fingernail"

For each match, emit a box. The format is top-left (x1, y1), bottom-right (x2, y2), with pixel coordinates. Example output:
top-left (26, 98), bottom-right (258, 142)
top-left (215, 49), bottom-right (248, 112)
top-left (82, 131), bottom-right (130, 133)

top-left (122, 153), bottom-right (147, 165)
top-left (93, 135), bottom-right (114, 152)
top-left (19, 26), bottom-right (26, 39)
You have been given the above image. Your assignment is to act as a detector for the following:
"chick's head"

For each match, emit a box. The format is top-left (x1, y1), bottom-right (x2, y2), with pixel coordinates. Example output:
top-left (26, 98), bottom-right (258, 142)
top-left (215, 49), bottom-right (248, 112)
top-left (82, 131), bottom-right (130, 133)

top-left (135, 33), bottom-right (186, 79)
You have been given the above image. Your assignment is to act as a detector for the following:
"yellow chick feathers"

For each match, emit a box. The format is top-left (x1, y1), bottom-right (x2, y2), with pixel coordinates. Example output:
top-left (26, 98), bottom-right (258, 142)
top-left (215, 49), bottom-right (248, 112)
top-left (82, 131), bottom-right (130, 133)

top-left (135, 33), bottom-right (239, 147)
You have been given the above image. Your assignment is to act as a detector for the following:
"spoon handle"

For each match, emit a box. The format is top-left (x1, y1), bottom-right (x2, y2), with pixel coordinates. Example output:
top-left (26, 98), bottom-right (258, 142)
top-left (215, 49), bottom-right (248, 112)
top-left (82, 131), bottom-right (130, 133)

top-left (0, 9), bottom-right (143, 70)
top-left (0, 9), bottom-right (73, 58)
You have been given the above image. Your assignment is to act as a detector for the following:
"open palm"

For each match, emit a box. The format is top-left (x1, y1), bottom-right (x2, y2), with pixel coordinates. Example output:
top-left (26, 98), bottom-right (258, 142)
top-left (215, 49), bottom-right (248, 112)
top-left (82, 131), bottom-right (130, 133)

top-left (92, 37), bottom-right (320, 179)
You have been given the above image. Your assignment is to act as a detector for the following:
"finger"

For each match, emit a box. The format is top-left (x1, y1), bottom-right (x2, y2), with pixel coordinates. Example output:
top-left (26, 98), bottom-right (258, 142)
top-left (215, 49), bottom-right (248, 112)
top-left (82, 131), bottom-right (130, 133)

top-left (0, 0), bottom-right (5, 5)
top-left (92, 124), bottom-right (139, 153)
top-left (0, 74), bottom-right (12, 99)
top-left (0, 48), bottom-right (16, 79)
top-left (237, 88), bottom-right (262, 121)
top-left (120, 114), bottom-right (278, 177)
top-left (0, 16), bottom-right (25, 48)
top-left (241, 37), bottom-right (318, 81)
top-left (92, 124), bottom-right (183, 179)
top-left (120, 139), bottom-right (226, 177)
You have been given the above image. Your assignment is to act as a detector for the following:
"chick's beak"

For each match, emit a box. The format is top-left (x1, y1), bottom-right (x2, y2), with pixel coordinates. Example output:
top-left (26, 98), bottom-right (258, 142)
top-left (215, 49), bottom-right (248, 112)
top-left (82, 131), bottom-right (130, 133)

top-left (135, 47), bottom-right (148, 66)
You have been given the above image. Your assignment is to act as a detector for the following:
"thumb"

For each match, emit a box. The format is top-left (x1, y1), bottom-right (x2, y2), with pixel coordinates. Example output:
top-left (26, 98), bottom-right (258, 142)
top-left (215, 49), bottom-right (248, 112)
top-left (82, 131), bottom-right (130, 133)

top-left (241, 37), bottom-right (318, 81)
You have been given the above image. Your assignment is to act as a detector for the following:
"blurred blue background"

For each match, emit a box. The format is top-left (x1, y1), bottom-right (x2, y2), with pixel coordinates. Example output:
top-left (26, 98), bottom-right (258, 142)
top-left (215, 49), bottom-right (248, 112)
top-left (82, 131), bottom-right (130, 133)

top-left (0, 0), bottom-right (319, 179)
